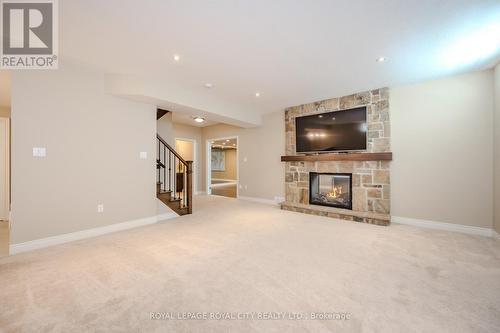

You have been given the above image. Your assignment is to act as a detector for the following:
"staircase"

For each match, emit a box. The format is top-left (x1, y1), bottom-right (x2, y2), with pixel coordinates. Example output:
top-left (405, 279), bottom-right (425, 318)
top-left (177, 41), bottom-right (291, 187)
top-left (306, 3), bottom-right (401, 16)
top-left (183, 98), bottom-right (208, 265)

top-left (156, 134), bottom-right (193, 216)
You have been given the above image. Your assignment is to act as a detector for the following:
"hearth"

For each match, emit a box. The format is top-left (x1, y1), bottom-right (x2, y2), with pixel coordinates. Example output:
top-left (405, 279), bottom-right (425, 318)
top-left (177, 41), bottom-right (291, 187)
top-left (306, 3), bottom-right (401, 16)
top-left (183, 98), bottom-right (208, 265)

top-left (309, 173), bottom-right (352, 210)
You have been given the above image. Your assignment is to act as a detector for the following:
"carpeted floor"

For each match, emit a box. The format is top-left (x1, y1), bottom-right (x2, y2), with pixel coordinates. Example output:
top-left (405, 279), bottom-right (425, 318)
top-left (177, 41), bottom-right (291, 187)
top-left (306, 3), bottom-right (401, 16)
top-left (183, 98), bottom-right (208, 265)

top-left (1, 195), bottom-right (499, 332)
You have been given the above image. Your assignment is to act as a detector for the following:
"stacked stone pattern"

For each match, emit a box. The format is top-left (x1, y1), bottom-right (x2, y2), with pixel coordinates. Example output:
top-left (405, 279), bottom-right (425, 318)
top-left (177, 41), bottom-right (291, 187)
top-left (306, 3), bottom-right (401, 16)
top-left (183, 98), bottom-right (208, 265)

top-left (282, 88), bottom-right (391, 225)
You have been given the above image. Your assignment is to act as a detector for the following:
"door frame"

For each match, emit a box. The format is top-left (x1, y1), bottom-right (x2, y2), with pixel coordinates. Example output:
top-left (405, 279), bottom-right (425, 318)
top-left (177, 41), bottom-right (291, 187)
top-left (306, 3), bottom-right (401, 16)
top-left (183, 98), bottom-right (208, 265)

top-left (206, 136), bottom-right (239, 197)
top-left (174, 137), bottom-right (197, 194)
top-left (0, 117), bottom-right (9, 222)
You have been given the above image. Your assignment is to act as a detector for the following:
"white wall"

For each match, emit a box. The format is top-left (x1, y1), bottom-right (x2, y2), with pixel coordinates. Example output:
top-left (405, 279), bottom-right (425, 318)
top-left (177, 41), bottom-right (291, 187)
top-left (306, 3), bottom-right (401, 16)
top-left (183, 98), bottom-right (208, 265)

top-left (202, 111), bottom-right (285, 201)
top-left (173, 123), bottom-right (203, 193)
top-left (494, 63), bottom-right (500, 234)
top-left (11, 62), bottom-right (157, 244)
top-left (157, 112), bottom-right (174, 146)
top-left (391, 70), bottom-right (494, 228)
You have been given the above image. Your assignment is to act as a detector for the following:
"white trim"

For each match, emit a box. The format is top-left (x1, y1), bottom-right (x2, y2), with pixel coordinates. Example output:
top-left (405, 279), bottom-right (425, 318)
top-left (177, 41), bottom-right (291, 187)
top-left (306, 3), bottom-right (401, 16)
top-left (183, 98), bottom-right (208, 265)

top-left (211, 182), bottom-right (237, 188)
top-left (206, 136), bottom-right (239, 197)
top-left (195, 191), bottom-right (207, 195)
top-left (157, 212), bottom-right (179, 221)
top-left (9, 214), bottom-right (178, 255)
top-left (0, 117), bottom-right (9, 221)
top-left (493, 229), bottom-right (500, 240)
top-left (238, 196), bottom-right (280, 206)
top-left (392, 216), bottom-right (493, 237)
top-left (211, 178), bottom-right (237, 182)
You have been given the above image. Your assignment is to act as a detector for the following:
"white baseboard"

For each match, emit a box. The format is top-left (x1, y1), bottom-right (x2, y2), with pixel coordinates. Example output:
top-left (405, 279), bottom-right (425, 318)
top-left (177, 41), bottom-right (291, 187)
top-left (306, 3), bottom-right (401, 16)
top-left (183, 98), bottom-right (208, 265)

top-left (10, 213), bottom-right (178, 255)
top-left (238, 196), bottom-right (281, 206)
top-left (392, 216), bottom-right (493, 237)
top-left (157, 212), bottom-right (179, 221)
top-left (493, 229), bottom-right (500, 240)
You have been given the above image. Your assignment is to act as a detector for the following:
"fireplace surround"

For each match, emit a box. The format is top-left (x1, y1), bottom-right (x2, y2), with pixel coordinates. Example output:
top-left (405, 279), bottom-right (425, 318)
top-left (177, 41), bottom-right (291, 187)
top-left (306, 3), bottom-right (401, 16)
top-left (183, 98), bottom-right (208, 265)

top-left (280, 88), bottom-right (392, 226)
top-left (309, 173), bottom-right (352, 210)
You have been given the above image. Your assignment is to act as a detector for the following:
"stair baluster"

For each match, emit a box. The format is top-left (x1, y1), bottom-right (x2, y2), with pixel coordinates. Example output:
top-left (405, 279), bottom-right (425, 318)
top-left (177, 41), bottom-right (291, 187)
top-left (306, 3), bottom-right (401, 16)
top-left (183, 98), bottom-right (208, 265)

top-left (156, 134), bottom-right (192, 215)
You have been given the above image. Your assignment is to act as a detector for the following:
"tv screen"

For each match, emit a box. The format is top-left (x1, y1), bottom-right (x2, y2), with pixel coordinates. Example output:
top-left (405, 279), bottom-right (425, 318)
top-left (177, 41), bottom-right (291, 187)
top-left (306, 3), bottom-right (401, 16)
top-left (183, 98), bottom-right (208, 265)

top-left (295, 107), bottom-right (367, 153)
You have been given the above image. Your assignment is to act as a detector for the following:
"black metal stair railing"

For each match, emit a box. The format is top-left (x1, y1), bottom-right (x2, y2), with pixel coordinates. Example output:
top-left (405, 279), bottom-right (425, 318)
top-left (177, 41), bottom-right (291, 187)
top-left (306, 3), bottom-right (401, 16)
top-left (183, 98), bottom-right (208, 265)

top-left (156, 134), bottom-right (193, 213)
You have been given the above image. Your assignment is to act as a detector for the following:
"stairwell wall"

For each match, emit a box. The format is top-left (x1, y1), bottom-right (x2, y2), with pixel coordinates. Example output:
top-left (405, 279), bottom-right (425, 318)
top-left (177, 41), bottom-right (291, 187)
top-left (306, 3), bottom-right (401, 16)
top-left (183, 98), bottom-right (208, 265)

top-left (10, 61), bottom-right (157, 244)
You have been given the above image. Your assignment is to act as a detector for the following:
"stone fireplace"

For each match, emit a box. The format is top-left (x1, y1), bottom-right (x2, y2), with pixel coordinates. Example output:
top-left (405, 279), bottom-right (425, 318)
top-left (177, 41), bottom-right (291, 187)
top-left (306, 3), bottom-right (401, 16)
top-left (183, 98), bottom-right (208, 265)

top-left (280, 88), bottom-right (392, 226)
top-left (309, 173), bottom-right (352, 210)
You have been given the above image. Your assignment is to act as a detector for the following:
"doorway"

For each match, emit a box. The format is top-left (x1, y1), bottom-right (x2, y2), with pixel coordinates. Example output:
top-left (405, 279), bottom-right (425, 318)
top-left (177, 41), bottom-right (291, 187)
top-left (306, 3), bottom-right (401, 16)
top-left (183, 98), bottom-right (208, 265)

top-left (206, 137), bottom-right (238, 198)
top-left (175, 138), bottom-right (197, 193)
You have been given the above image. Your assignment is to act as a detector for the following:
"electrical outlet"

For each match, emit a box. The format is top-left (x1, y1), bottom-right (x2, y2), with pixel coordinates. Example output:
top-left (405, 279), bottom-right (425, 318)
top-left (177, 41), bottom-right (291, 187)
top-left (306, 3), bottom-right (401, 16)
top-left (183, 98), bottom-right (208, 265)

top-left (243, 157), bottom-right (248, 162)
top-left (239, 184), bottom-right (243, 189)
top-left (33, 147), bottom-right (46, 157)
top-left (244, 185), bottom-right (248, 190)
top-left (97, 204), bottom-right (104, 213)
top-left (139, 151), bottom-right (147, 159)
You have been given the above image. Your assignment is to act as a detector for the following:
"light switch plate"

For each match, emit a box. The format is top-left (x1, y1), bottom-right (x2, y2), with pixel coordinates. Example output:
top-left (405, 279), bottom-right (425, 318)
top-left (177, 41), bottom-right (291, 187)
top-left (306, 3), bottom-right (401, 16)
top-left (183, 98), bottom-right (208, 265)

top-left (97, 204), bottom-right (104, 213)
top-left (33, 147), bottom-right (46, 157)
top-left (139, 151), bottom-right (147, 159)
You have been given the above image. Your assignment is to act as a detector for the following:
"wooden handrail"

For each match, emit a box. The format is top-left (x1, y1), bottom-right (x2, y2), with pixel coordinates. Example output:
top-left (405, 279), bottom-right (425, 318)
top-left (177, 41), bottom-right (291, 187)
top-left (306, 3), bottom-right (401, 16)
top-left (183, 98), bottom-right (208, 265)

top-left (156, 134), bottom-right (188, 166)
top-left (156, 133), bottom-right (193, 215)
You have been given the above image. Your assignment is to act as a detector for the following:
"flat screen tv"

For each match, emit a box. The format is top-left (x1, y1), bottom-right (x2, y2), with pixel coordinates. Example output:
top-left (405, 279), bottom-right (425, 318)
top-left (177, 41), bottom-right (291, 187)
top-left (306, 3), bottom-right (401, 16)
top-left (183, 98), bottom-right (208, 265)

top-left (295, 106), bottom-right (367, 153)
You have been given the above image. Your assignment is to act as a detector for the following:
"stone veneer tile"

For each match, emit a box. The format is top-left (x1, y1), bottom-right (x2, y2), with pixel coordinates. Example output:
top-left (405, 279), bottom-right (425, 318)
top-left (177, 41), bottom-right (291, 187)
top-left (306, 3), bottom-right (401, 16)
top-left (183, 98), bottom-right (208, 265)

top-left (352, 188), bottom-right (367, 211)
top-left (373, 199), bottom-right (390, 214)
top-left (283, 87), bottom-right (391, 225)
top-left (373, 170), bottom-right (390, 184)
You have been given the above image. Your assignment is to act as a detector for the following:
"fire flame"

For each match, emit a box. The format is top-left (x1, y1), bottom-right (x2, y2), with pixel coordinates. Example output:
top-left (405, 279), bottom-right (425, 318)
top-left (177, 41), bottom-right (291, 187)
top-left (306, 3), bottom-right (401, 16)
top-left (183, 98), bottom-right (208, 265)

top-left (327, 186), bottom-right (343, 198)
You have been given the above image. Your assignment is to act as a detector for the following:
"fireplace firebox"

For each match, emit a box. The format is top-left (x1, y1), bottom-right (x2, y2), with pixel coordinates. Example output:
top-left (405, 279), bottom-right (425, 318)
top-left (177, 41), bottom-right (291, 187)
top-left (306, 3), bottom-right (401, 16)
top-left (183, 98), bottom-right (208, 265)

top-left (309, 173), bottom-right (352, 210)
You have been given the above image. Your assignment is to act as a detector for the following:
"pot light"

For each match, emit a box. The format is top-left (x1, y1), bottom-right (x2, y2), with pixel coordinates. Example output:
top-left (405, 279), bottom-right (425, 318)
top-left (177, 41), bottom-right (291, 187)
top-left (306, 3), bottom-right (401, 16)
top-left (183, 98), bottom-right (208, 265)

top-left (204, 83), bottom-right (213, 88)
top-left (376, 57), bottom-right (387, 62)
top-left (173, 54), bottom-right (180, 61)
top-left (226, 139), bottom-right (230, 142)
top-left (193, 117), bottom-right (205, 123)
top-left (255, 92), bottom-right (260, 97)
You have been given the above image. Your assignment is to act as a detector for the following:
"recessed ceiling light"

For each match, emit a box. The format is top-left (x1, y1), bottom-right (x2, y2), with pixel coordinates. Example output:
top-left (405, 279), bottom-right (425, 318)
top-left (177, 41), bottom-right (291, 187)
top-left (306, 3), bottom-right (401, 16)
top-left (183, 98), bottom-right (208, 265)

top-left (226, 139), bottom-right (230, 142)
top-left (173, 54), bottom-right (180, 61)
top-left (204, 83), bottom-right (213, 88)
top-left (376, 57), bottom-right (387, 62)
top-left (255, 92), bottom-right (260, 97)
top-left (318, 115), bottom-right (323, 118)
top-left (193, 117), bottom-right (205, 123)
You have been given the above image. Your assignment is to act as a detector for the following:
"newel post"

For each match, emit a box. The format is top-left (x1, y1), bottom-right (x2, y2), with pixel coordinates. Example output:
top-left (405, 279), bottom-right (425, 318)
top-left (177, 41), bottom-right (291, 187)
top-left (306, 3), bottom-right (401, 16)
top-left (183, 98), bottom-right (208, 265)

top-left (186, 161), bottom-right (193, 214)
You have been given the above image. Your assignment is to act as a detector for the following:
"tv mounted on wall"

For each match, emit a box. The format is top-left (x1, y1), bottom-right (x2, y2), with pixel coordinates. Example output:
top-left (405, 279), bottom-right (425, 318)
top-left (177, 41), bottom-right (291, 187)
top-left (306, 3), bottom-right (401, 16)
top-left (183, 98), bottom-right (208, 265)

top-left (295, 106), bottom-right (367, 153)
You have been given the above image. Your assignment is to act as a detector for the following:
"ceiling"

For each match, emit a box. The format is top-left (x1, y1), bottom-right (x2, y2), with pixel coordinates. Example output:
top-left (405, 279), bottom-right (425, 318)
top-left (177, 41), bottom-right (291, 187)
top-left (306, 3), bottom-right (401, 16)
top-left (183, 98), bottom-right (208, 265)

top-left (211, 138), bottom-right (237, 149)
top-left (20, 1), bottom-right (500, 123)
top-left (171, 112), bottom-right (218, 127)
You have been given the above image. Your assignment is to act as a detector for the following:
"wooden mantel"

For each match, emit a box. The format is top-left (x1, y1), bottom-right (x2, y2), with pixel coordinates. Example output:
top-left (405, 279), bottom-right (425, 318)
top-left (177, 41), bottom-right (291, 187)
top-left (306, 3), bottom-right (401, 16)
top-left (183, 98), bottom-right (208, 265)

top-left (281, 152), bottom-right (392, 162)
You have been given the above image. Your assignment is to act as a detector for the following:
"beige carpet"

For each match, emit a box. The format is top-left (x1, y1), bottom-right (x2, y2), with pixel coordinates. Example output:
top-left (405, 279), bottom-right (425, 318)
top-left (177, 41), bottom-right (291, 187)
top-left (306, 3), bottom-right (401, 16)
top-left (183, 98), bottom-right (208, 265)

top-left (1, 195), bottom-right (499, 332)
